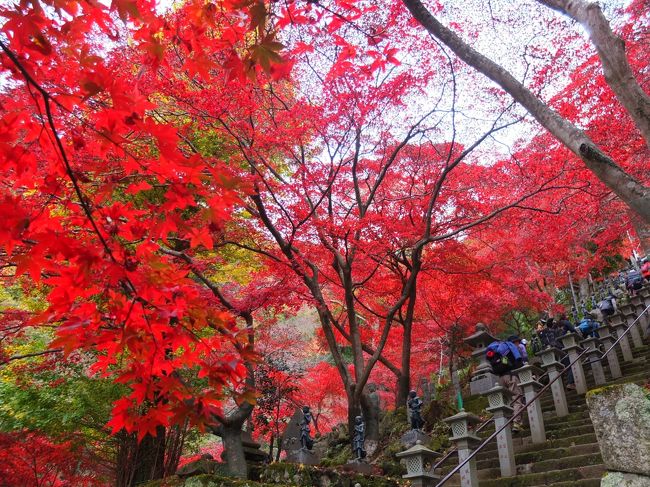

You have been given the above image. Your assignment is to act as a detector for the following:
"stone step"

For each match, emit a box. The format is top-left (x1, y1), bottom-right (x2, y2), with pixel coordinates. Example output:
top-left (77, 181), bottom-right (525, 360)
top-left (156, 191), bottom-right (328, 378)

top-left (444, 464), bottom-right (605, 486)
top-left (474, 432), bottom-right (597, 459)
top-left (462, 452), bottom-right (604, 481)
top-left (446, 442), bottom-right (601, 473)
top-left (477, 464), bottom-right (605, 487)
top-left (543, 410), bottom-right (590, 426)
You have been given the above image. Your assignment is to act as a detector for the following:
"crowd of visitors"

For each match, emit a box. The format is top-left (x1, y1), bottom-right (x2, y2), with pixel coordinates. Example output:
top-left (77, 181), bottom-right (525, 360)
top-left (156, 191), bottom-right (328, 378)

top-left (483, 262), bottom-right (648, 434)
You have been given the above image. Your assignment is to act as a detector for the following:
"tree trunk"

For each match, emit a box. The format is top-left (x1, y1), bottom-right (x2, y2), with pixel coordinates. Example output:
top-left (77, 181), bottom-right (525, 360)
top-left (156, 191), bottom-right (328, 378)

top-left (395, 373), bottom-right (409, 409)
top-left (221, 424), bottom-right (248, 479)
top-left (401, 0), bottom-right (650, 224)
top-left (396, 319), bottom-right (413, 407)
top-left (131, 426), bottom-right (166, 486)
top-left (346, 388), bottom-right (362, 443)
top-left (360, 391), bottom-right (379, 442)
top-left (535, 0), bottom-right (650, 147)
top-left (630, 210), bottom-right (650, 257)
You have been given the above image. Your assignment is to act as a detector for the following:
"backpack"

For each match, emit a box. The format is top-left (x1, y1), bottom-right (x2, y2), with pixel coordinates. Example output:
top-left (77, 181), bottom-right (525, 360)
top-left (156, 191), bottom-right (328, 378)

top-left (578, 318), bottom-right (598, 337)
top-left (485, 341), bottom-right (523, 375)
top-left (538, 327), bottom-right (559, 349)
top-left (598, 298), bottom-right (615, 316)
top-left (531, 335), bottom-right (543, 355)
top-left (627, 271), bottom-right (644, 290)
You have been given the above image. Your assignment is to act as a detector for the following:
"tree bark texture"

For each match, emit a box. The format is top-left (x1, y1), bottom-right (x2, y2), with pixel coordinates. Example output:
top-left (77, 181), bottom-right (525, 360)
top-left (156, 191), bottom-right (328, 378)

top-left (131, 427), bottom-right (166, 486)
top-left (535, 0), bottom-right (650, 146)
top-left (221, 424), bottom-right (249, 479)
top-left (401, 0), bottom-right (650, 224)
top-left (360, 391), bottom-right (380, 441)
top-left (630, 210), bottom-right (650, 257)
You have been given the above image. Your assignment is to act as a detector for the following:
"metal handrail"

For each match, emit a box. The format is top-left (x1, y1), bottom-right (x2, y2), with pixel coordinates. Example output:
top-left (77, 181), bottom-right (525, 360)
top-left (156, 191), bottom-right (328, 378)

top-left (435, 302), bottom-right (650, 486)
top-left (430, 389), bottom-right (531, 472)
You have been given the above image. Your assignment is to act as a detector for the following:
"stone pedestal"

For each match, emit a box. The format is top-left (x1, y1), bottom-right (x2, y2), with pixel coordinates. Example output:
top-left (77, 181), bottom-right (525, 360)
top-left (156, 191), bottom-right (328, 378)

top-left (560, 333), bottom-right (588, 395)
top-left (539, 348), bottom-right (569, 417)
top-left (341, 460), bottom-right (374, 475)
top-left (285, 449), bottom-right (319, 465)
top-left (464, 324), bottom-right (499, 396)
top-left (484, 383), bottom-right (516, 477)
top-left (515, 365), bottom-right (546, 444)
top-left (581, 336), bottom-right (606, 385)
top-left (609, 314), bottom-right (635, 362)
top-left (444, 410), bottom-right (482, 487)
top-left (597, 324), bottom-right (622, 379)
top-left (401, 429), bottom-right (431, 449)
top-left (621, 304), bottom-right (644, 348)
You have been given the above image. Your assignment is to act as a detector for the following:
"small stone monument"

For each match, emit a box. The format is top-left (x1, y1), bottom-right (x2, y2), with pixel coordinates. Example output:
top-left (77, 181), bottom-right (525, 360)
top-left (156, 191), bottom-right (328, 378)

top-left (407, 390), bottom-right (425, 430)
top-left (343, 415), bottom-right (373, 475)
top-left (299, 405), bottom-right (314, 450)
top-left (364, 383), bottom-right (380, 457)
top-left (241, 429), bottom-right (268, 464)
top-left (464, 323), bottom-right (498, 396)
top-left (402, 389), bottom-right (430, 448)
top-left (283, 406), bottom-right (320, 465)
top-left (352, 415), bottom-right (366, 461)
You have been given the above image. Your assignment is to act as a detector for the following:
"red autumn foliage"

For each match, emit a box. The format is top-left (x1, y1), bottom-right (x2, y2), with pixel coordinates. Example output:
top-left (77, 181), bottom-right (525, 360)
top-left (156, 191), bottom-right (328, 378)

top-left (0, 431), bottom-right (104, 487)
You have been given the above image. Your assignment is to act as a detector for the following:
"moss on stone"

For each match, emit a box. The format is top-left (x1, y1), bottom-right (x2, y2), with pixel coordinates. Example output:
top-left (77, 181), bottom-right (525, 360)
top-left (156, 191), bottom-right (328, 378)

top-left (462, 395), bottom-right (488, 416)
top-left (139, 475), bottom-right (284, 487)
top-left (258, 462), bottom-right (399, 487)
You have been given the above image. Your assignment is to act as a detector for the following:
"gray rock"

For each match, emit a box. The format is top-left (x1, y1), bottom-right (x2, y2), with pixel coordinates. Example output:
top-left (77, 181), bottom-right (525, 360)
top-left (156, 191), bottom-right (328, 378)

top-left (285, 448), bottom-right (320, 465)
top-left (601, 471), bottom-right (650, 487)
top-left (586, 383), bottom-right (650, 476)
top-left (400, 429), bottom-right (430, 448)
top-left (177, 456), bottom-right (222, 478)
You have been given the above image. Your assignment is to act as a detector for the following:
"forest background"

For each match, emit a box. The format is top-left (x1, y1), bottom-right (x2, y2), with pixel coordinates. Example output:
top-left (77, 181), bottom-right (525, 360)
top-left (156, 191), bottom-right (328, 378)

top-left (0, 0), bottom-right (648, 484)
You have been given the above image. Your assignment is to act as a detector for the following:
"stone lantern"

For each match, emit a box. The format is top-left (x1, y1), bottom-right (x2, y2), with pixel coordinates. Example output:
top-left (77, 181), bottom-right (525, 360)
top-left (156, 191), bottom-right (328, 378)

top-left (464, 323), bottom-right (497, 396)
top-left (443, 409), bottom-right (482, 487)
top-left (396, 440), bottom-right (441, 487)
top-left (484, 383), bottom-right (516, 477)
top-left (515, 364), bottom-right (546, 444)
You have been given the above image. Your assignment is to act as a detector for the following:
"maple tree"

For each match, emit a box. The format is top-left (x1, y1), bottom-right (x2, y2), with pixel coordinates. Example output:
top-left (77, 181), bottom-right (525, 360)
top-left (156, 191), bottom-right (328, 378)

top-left (1, 0), bottom-right (648, 484)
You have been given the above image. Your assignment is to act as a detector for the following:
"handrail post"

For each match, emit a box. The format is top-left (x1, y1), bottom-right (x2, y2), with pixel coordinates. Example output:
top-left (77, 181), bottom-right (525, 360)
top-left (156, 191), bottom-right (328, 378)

top-left (620, 304), bottom-right (644, 348)
top-left (559, 333), bottom-right (588, 395)
top-left (484, 383), bottom-right (516, 477)
top-left (630, 293), bottom-right (650, 337)
top-left (596, 323), bottom-right (622, 379)
top-left (608, 314), bottom-right (635, 362)
top-left (443, 410), bottom-right (481, 487)
top-left (639, 287), bottom-right (650, 309)
top-left (581, 336), bottom-right (606, 385)
top-left (539, 347), bottom-right (569, 417)
top-left (515, 364), bottom-right (546, 443)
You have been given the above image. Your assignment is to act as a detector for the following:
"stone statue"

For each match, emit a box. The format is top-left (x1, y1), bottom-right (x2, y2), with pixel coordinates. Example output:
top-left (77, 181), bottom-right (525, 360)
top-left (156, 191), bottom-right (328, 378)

top-left (407, 390), bottom-right (424, 431)
top-left (299, 405), bottom-right (314, 450)
top-left (352, 415), bottom-right (366, 460)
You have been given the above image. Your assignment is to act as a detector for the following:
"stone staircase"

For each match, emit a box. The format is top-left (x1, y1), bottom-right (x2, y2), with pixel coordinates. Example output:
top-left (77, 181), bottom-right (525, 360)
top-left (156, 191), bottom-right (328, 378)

top-left (441, 340), bottom-right (650, 486)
